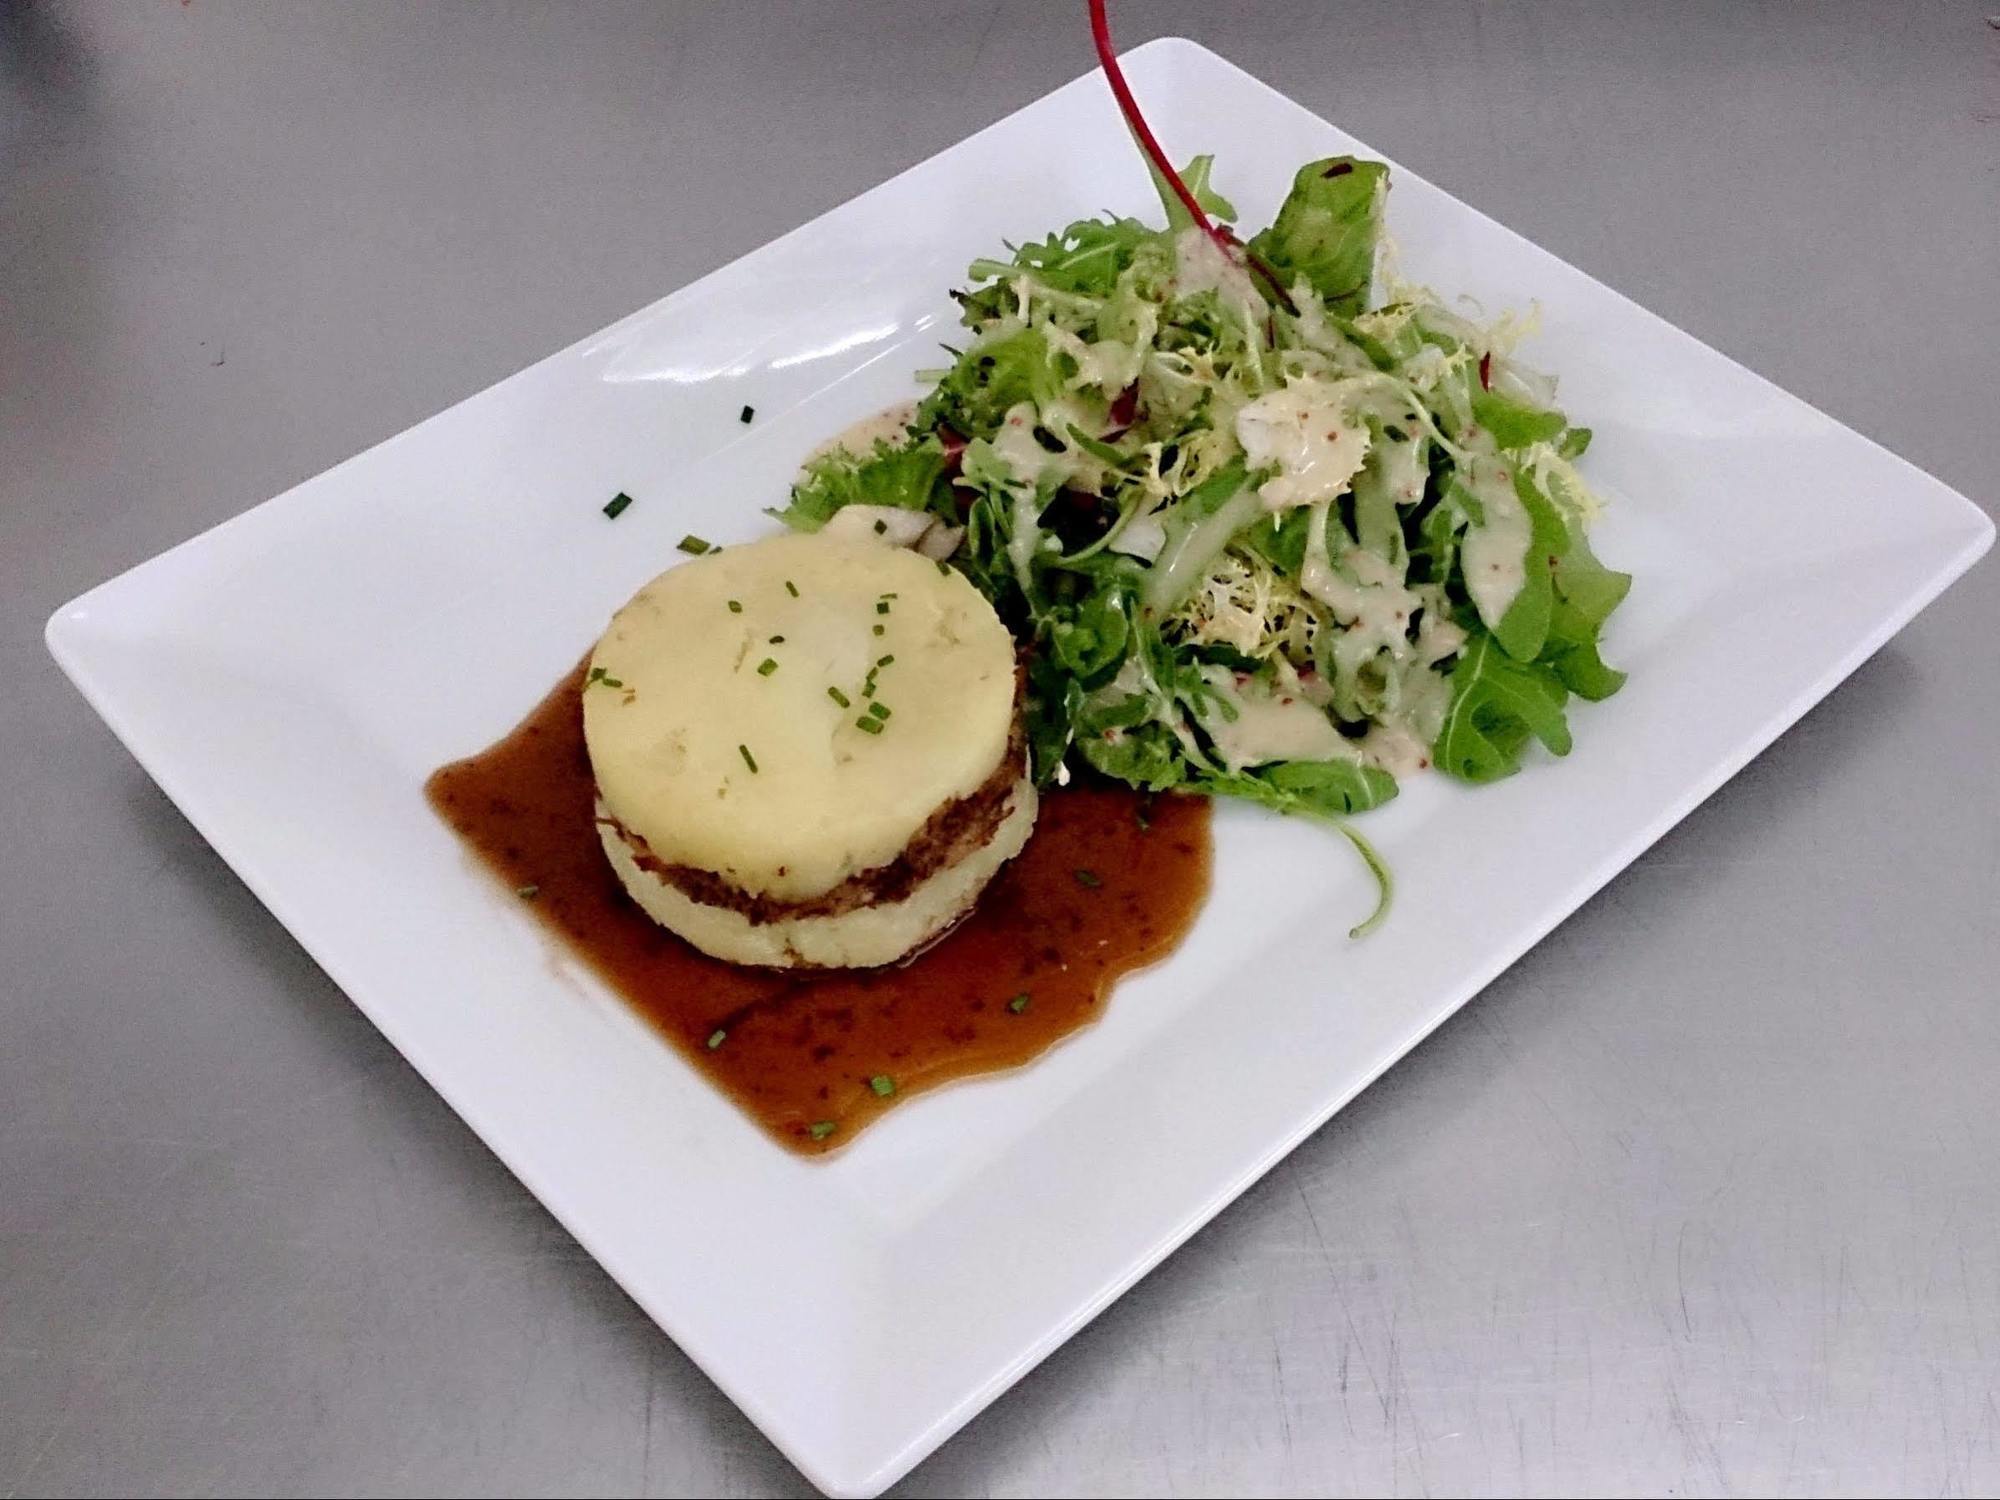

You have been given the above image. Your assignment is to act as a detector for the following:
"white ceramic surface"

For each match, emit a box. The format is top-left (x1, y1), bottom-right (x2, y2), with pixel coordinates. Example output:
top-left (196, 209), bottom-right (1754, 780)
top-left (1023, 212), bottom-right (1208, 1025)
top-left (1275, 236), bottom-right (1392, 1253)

top-left (43, 40), bottom-right (1992, 1499)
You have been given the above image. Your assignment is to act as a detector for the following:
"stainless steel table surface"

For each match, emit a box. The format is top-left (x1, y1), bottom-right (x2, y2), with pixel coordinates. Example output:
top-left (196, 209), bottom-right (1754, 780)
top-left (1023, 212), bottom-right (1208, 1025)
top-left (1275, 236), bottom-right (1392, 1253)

top-left (4, 3), bottom-right (1997, 1496)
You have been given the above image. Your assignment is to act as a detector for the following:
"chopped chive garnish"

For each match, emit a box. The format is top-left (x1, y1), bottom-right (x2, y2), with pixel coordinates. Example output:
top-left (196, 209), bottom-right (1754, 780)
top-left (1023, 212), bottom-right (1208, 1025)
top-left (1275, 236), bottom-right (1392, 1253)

top-left (515, 884), bottom-right (539, 900)
top-left (768, 634), bottom-right (785, 644)
top-left (827, 686), bottom-right (851, 708)
top-left (738, 743), bottom-right (759, 773)
top-left (869, 1075), bottom-right (896, 1097)
top-left (739, 404), bottom-right (755, 424)
top-left (706, 1028), bottom-right (726, 1050)
top-left (586, 666), bottom-right (624, 690)
top-left (1074, 868), bottom-right (1103, 889)
top-left (855, 717), bottom-right (884, 735)
top-left (757, 658), bottom-right (779, 677)
top-left (677, 534), bottom-right (712, 555)
top-left (936, 559), bottom-right (951, 575)
top-left (1007, 993), bottom-right (1031, 1014)
top-left (879, 592), bottom-right (898, 600)
top-left (808, 1120), bottom-right (837, 1141)
top-left (603, 491), bottom-right (634, 520)
top-left (727, 599), bottom-right (743, 614)
top-left (866, 701), bottom-right (890, 721)
top-left (784, 579), bottom-right (799, 597)
top-left (876, 600), bottom-right (890, 614)
top-left (872, 518), bottom-right (887, 535)
top-left (876, 654), bottom-right (894, 667)
top-left (1383, 425), bottom-right (1407, 443)
top-left (872, 623), bottom-right (885, 636)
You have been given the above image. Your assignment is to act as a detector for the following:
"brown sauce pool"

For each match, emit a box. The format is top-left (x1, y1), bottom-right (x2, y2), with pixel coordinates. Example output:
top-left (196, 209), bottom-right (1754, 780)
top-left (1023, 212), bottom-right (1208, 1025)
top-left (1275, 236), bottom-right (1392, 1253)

top-left (426, 661), bottom-right (1211, 1154)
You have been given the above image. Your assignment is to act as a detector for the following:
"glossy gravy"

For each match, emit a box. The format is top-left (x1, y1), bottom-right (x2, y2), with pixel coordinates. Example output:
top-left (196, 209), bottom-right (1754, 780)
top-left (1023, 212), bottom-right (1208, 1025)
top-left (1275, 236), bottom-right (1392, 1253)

top-left (426, 661), bottom-right (1210, 1154)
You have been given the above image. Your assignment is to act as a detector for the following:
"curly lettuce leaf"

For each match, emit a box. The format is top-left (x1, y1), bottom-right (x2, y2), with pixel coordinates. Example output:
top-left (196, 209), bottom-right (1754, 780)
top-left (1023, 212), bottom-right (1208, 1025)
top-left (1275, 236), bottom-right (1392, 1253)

top-left (914, 325), bottom-right (1067, 436)
top-left (772, 436), bottom-right (949, 532)
top-left (1246, 157), bottom-right (1388, 314)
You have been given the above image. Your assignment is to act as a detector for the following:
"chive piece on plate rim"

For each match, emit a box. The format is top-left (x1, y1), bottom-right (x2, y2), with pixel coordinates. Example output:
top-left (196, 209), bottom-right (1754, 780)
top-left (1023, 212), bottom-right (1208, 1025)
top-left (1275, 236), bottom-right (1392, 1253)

top-left (785, 579), bottom-right (799, 597)
top-left (826, 685), bottom-right (851, 708)
top-left (855, 717), bottom-right (884, 735)
top-left (677, 534), bottom-right (712, 555)
top-left (739, 404), bottom-right (755, 424)
top-left (757, 658), bottom-right (779, 677)
top-left (602, 491), bottom-right (633, 520)
top-left (738, 743), bottom-right (759, 773)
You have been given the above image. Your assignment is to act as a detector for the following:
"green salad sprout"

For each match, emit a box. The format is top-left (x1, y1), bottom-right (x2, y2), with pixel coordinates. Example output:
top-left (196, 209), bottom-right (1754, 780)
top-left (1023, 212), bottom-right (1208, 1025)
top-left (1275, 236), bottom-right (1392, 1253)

top-left (772, 153), bottom-right (1628, 933)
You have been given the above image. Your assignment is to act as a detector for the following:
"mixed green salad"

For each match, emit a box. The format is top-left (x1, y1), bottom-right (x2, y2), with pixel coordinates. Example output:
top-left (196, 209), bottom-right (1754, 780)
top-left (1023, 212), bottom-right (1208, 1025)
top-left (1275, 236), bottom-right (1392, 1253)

top-left (773, 154), bottom-right (1628, 930)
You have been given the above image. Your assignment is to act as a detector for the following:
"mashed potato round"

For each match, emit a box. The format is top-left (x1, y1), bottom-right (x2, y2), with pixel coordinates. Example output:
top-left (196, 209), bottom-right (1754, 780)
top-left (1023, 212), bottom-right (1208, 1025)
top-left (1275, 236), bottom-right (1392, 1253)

top-left (583, 531), bottom-right (1034, 968)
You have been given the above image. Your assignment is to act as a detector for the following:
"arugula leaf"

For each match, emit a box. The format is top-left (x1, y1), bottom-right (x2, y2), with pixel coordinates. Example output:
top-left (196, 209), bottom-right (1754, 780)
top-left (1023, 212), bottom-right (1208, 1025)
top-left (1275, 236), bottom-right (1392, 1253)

top-left (1542, 598), bottom-right (1627, 700)
top-left (1540, 528), bottom-right (1631, 699)
top-left (1238, 504), bottom-right (1313, 576)
top-left (1046, 581), bottom-right (1134, 683)
top-left (1246, 157), bottom-right (1388, 314)
top-left (773, 437), bottom-right (949, 531)
top-left (1064, 423), bottom-right (1138, 469)
top-left (1208, 757), bottom-right (1399, 818)
top-left (1490, 470), bottom-right (1571, 662)
top-left (1552, 528), bottom-right (1631, 624)
top-left (1433, 631), bottom-right (1573, 783)
top-left (1151, 153), bottom-right (1238, 231)
top-left (1024, 652), bottom-right (1086, 783)
top-left (965, 215), bottom-right (1153, 308)
top-left (1472, 389), bottom-right (1567, 450)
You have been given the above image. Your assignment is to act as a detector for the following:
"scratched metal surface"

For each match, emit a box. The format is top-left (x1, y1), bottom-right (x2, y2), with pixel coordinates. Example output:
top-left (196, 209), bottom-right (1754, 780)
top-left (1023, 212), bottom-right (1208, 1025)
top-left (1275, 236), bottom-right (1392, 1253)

top-left (3, 2), bottom-right (1997, 1495)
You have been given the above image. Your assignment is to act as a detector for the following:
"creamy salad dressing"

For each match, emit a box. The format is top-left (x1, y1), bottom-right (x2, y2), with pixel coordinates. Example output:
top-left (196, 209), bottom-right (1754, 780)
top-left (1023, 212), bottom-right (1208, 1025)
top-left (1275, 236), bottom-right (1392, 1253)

top-left (1290, 288), bottom-right (1384, 376)
top-left (1046, 321), bottom-right (1141, 396)
top-left (1195, 665), bottom-right (1355, 771)
top-left (1299, 499), bottom-right (1421, 668)
top-left (988, 397), bottom-right (1112, 495)
top-left (806, 402), bottom-right (918, 466)
top-left (1235, 378), bottom-right (1375, 510)
top-left (1172, 227), bottom-right (1265, 334)
top-left (1458, 432), bottom-right (1532, 628)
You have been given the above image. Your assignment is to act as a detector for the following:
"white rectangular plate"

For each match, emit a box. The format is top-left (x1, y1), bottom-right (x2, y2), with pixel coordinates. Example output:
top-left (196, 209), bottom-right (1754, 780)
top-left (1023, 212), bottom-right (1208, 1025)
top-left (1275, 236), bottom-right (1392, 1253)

top-left (45, 39), bottom-right (1992, 1499)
